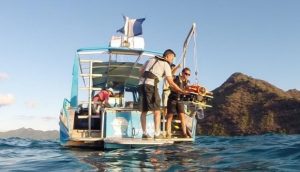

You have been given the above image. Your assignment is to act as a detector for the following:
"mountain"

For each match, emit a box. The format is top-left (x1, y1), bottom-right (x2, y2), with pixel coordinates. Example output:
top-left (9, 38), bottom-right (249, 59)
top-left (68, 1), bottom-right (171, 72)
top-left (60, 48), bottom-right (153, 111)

top-left (286, 89), bottom-right (300, 100)
top-left (198, 72), bottom-right (300, 136)
top-left (0, 128), bottom-right (59, 140)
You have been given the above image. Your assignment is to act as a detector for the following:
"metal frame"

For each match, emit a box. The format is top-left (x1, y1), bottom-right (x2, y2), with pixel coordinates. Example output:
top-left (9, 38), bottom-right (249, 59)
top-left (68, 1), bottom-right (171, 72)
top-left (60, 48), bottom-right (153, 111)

top-left (74, 48), bottom-right (161, 138)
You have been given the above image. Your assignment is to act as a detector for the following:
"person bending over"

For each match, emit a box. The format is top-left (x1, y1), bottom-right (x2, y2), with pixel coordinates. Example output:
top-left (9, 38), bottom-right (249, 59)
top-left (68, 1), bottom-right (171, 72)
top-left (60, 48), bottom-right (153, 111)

top-left (93, 88), bottom-right (114, 115)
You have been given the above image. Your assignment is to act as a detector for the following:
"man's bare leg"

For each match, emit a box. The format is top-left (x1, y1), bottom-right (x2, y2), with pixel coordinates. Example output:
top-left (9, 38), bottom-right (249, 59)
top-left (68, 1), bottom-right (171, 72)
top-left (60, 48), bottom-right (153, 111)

top-left (153, 110), bottom-right (161, 135)
top-left (162, 108), bottom-right (167, 135)
top-left (140, 111), bottom-right (148, 134)
top-left (179, 112), bottom-right (187, 136)
top-left (166, 113), bottom-right (174, 137)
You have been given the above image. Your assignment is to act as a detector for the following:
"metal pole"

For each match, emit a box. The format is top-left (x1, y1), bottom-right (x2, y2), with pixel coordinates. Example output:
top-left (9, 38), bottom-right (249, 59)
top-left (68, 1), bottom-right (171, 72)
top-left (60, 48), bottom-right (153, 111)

top-left (88, 61), bottom-right (93, 137)
top-left (181, 23), bottom-right (196, 68)
top-left (101, 109), bottom-right (105, 138)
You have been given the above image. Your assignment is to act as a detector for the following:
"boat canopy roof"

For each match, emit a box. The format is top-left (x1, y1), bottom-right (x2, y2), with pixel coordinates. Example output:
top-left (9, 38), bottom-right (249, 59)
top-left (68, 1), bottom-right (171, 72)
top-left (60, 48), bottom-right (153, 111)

top-left (77, 47), bottom-right (162, 57)
top-left (76, 47), bottom-right (162, 92)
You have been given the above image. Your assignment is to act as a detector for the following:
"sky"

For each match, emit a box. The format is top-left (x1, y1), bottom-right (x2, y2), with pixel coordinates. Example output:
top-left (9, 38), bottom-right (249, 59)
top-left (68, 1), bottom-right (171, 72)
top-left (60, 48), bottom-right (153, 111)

top-left (0, 0), bottom-right (299, 131)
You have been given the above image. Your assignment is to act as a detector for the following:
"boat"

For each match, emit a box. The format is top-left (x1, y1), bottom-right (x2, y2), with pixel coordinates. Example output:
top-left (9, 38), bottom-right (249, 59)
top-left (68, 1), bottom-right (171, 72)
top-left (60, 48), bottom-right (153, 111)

top-left (59, 17), bottom-right (213, 149)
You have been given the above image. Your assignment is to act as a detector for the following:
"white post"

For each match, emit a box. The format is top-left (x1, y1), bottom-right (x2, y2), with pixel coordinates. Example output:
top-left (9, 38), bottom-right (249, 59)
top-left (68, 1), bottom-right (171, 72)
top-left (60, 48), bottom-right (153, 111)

top-left (181, 23), bottom-right (196, 68)
top-left (88, 61), bottom-right (93, 137)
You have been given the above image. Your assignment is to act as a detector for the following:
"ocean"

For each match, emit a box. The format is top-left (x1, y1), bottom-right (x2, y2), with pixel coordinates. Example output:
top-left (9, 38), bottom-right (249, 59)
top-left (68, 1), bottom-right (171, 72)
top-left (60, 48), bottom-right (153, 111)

top-left (1, 134), bottom-right (300, 171)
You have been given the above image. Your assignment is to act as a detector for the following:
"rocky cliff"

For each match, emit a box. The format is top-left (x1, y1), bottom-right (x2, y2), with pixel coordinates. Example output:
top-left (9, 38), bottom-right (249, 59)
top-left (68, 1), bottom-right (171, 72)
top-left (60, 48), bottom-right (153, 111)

top-left (198, 72), bottom-right (300, 136)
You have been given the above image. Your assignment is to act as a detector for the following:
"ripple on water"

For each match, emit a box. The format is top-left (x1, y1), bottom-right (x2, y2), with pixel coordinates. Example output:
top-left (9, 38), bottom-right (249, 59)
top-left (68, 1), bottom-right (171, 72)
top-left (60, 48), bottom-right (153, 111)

top-left (1, 134), bottom-right (300, 171)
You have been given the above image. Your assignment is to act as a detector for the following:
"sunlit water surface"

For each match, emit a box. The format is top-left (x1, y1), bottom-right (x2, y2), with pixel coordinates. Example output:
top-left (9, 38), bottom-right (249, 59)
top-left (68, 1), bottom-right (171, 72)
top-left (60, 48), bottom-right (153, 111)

top-left (1, 134), bottom-right (300, 171)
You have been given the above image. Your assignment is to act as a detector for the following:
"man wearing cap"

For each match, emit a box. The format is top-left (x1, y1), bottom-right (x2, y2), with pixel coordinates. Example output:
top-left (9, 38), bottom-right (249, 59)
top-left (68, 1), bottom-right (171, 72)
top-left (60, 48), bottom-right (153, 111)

top-left (138, 49), bottom-right (188, 139)
top-left (93, 88), bottom-right (114, 115)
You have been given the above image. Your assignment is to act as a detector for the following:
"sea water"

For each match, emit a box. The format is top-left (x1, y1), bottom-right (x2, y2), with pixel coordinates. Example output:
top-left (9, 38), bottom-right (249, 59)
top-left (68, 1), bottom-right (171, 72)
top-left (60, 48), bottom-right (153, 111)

top-left (1, 134), bottom-right (300, 171)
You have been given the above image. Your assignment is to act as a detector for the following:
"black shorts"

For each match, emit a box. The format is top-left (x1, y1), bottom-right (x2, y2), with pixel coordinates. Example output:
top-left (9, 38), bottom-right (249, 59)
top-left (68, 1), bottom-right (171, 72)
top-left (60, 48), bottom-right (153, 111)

top-left (138, 84), bottom-right (161, 111)
top-left (167, 99), bottom-right (185, 114)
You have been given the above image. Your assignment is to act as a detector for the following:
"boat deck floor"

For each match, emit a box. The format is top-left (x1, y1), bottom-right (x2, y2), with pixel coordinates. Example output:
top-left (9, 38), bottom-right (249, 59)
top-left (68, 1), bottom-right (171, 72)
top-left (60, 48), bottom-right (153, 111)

top-left (104, 138), bottom-right (174, 145)
top-left (72, 137), bottom-right (104, 142)
top-left (69, 137), bottom-right (193, 146)
top-left (167, 137), bottom-right (194, 142)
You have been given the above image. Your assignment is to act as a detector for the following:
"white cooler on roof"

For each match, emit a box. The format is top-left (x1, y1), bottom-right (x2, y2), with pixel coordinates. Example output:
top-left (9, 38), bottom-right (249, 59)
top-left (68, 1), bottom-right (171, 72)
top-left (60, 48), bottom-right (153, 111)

top-left (110, 36), bottom-right (145, 49)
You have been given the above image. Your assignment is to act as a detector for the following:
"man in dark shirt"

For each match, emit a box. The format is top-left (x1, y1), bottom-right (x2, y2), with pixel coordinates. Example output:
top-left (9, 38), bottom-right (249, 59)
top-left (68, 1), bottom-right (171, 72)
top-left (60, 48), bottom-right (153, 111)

top-left (166, 67), bottom-right (191, 138)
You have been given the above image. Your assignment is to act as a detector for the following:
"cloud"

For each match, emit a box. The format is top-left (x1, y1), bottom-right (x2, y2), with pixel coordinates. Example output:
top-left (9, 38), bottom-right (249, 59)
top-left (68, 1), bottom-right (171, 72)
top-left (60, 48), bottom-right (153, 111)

top-left (15, 115), bottom-right (36, 119)
top-left (0, 72), bottom-right (9, 81)
top-left (25, 101), bottom-right (38, 109)
top-left (0, 94), bottom-right (15, 107)
top-left (41, 116), bottom-right (57, 121)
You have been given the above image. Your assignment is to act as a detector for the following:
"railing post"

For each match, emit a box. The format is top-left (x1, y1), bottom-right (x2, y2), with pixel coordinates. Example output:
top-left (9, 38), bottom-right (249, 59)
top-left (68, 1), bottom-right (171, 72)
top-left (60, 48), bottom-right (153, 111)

top-left (88, 61), bottom-right (93, 137)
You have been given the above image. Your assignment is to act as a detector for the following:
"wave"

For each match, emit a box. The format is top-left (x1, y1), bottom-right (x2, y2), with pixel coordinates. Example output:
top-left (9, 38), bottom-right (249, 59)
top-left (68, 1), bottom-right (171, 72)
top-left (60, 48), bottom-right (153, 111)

top-left (0, 137), bottom-right (95, 171)
top-left (0, 137), bottom-right (59, 149)
top-left (81, 134), bottom-right (300, 171)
